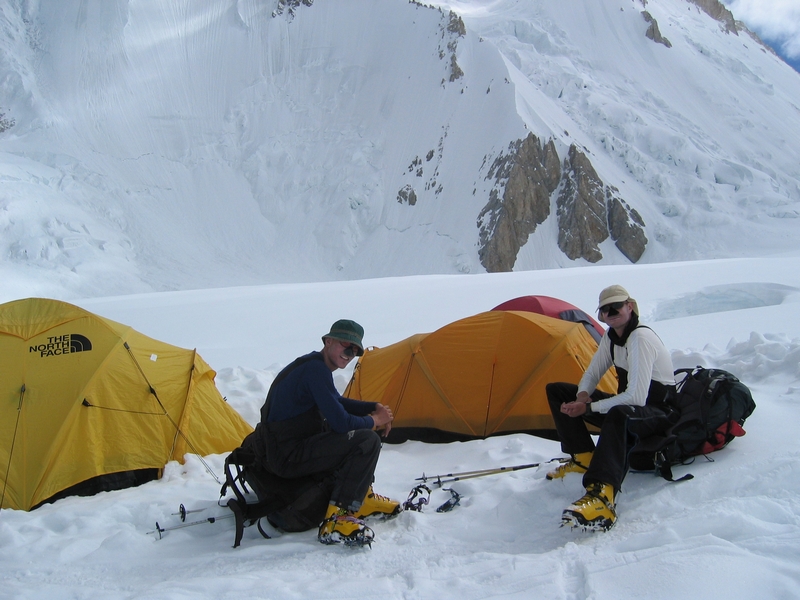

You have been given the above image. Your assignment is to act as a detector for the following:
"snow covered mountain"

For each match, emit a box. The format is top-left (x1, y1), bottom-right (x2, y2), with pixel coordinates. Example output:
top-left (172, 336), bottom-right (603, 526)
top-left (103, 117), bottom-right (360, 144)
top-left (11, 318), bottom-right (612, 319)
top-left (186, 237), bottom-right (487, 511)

top-left (1, 0), bottom-right (799, 301)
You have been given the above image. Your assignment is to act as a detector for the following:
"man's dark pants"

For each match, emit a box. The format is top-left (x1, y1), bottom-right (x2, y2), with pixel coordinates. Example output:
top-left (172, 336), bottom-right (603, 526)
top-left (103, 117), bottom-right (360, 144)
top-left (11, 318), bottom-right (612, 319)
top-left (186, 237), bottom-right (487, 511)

top-left (265, 428), bottom-right (381, 512)
top-left (546, 382), bottom-right (674, 493)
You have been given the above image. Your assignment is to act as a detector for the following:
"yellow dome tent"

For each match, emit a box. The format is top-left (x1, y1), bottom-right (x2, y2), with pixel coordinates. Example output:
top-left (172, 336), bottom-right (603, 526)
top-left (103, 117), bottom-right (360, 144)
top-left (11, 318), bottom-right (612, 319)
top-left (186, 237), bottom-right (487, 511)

top-left (0, 298), bottom-right (252, 511)
top-left (345, 310), bottom-right (617, 442)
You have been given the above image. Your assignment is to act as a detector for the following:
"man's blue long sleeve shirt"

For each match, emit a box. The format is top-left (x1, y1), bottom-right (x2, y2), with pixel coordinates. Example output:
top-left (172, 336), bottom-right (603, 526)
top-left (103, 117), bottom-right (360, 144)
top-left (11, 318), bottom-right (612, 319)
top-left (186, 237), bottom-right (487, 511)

top-left (266, 352), bottom-right (376, 433)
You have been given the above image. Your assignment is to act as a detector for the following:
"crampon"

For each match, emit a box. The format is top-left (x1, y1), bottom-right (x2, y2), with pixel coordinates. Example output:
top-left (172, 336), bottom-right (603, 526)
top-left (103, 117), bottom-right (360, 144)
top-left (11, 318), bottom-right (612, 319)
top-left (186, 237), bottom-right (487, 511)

top-left (560, 511), bottom-right (616, 532)
top-left (317, 513), bottom-right (375, 548)
top-left (560, 482), bottom-right (617, 532)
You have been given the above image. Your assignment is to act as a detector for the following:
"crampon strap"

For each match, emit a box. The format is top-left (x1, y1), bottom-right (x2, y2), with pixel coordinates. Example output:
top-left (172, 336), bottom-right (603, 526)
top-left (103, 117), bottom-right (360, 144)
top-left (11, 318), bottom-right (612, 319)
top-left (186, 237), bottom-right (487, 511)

top-left (436, 488), bottom-right (461, 513)
top-left (403, 484), bottom-right (431, 512)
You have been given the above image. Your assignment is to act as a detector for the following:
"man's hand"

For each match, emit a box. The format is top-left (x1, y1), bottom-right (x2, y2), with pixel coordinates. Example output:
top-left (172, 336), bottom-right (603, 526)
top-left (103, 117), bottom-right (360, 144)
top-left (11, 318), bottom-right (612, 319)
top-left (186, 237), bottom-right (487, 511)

top-left (371, 403), bottom-right (394, 437)
top-left (561, 401), bottom-right (587, 417)
top-left (561, 391), bottom-right (591, 418)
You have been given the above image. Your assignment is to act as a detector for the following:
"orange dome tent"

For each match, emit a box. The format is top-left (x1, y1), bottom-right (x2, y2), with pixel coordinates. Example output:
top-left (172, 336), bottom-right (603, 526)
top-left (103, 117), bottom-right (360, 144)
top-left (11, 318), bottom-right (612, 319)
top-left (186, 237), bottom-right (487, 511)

top-left (345, 310), bottom-right (616, 443)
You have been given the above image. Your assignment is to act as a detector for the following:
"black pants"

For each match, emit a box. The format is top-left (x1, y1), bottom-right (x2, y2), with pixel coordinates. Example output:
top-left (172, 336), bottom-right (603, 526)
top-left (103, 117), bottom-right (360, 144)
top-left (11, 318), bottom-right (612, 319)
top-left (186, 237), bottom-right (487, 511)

top-left (546, 382), bottom-right (674, 493)
top-left (265, 428), bottom-right (381, 513)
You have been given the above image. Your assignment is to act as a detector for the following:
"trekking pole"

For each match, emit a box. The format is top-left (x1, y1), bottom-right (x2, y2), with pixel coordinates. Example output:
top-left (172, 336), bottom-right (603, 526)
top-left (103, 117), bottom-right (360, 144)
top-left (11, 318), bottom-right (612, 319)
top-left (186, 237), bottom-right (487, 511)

top-left (148, 513), bottom-right (235, 539)
top-left (417, 457), bottom-right (569, 487)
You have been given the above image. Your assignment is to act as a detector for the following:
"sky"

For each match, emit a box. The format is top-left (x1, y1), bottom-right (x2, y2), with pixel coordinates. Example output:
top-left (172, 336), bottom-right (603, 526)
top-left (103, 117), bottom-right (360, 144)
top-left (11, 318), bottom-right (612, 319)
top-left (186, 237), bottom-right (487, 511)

top-left (722, 0), bottom-right (800, 71)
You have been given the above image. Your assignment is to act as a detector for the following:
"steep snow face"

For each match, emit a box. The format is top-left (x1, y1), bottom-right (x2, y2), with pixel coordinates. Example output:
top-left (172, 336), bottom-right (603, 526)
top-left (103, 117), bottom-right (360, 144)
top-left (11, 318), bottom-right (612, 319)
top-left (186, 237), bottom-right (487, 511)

top-left (437, 0), bottom-right (800, 265)
top-left (1, 0), bottom-right (799, 301)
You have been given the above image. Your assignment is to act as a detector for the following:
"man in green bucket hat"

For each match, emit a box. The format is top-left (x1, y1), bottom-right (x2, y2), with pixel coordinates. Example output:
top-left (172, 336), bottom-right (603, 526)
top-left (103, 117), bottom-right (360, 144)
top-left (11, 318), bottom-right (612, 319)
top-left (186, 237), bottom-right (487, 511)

top-left (252, 319), bottom-right (400, 547)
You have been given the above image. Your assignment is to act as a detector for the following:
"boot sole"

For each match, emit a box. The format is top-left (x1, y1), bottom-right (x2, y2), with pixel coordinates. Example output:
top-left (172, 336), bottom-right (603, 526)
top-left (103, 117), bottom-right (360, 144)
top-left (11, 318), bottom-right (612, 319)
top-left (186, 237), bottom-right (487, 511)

top-left (560, 510), bottom-right (615, 532)
top-left (318, 527), bottom-right (374, 547)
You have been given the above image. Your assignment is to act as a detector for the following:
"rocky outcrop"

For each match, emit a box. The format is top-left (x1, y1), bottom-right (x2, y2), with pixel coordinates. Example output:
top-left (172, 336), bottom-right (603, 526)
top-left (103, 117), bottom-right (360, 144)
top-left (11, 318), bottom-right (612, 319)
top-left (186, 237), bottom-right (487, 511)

top-left (557, 145), bottom-right (648, 263)
top-left (688, 0), bottom-right (737, 34)
top-left (273, 0), bottom-right (314, 20)
top-left (478, 141), bottom-right (647, 270)
top-left (556, 146), bottom-right (608, 262)
top-left (439, 11), bottom-right (465, 83)
top-left (477, 134), bottom-right (560, 272)
top-left (642, 11), bottom-right (672, 48)
top-left (607, 190), bottom-right (648, 262)
top-left (397, 184), bottom-right (417, 206)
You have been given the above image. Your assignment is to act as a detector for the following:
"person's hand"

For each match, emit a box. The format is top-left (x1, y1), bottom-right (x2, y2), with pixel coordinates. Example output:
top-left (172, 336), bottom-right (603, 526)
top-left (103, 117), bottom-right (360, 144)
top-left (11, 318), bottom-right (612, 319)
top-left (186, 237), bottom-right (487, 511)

top-left (561, 400), bottom-right (587, 418)
top-left (371, 403), bottom-right (394, 437)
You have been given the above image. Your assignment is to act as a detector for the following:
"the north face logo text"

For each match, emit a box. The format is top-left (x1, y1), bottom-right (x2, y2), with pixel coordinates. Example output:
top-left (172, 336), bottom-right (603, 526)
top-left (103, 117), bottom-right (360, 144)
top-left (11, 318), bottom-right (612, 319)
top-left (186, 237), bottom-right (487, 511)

top-left (29, 334), bottom-right (93, 357)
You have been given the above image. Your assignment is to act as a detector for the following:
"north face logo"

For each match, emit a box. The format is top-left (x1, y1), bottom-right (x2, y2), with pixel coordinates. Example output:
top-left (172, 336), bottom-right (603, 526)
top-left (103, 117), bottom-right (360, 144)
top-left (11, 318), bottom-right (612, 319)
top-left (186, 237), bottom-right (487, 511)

top-left (29, 334), bottom-right (93, 357)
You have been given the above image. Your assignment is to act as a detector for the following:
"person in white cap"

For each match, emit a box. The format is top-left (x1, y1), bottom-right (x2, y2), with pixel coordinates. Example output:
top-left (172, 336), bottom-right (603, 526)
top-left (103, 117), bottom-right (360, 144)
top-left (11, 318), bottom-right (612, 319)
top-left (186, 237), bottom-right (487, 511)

top-left (545, 285), bottom-right (676, 531)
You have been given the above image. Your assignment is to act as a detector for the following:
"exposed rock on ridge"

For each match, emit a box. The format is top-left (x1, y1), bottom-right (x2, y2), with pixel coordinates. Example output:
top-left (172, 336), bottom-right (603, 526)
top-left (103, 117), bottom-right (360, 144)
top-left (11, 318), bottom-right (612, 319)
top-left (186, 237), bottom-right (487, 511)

top-left (688, 0), bottom-right (737, 34)
top-left (478, 140), bottom-right (648, 271)
top-left (642, 11), bottom-right (672, 48)
top-left (556, 146), bottom-right (608, 263)
top-left (557, 145), bottom-right (647, 263)
top-left (477, 134), bottom-right (560, 272)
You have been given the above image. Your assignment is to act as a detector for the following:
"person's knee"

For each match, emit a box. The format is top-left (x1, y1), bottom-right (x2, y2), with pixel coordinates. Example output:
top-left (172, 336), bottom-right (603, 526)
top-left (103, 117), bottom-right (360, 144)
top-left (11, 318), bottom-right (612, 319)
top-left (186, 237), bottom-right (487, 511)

top-left (547, 382), bottom-right (576, 408)
top-left (603, 405), bottom-right (637, 429)
top-left (351, 429), bottom-right (381, 455)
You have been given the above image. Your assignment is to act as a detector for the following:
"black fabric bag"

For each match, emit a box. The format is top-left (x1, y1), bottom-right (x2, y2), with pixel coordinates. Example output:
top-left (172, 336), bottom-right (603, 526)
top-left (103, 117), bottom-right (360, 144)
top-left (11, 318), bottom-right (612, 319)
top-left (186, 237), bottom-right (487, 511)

top-left (221, 431), bottom-right (333, 547)
top-left (629, 367), bottom-right (756, 480)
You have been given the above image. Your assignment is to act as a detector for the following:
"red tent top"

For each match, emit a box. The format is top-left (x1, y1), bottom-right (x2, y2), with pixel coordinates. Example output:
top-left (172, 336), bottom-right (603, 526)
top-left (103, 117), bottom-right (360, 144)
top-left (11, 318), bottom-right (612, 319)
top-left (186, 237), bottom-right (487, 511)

top-left (492, 295), bottom-right (605, 342)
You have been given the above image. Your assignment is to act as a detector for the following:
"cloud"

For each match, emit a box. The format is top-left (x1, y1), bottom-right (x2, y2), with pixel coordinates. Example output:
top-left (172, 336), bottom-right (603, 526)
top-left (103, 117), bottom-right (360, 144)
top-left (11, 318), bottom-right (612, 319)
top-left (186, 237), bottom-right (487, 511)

top-left (722, 0), bottom-right (800, 59)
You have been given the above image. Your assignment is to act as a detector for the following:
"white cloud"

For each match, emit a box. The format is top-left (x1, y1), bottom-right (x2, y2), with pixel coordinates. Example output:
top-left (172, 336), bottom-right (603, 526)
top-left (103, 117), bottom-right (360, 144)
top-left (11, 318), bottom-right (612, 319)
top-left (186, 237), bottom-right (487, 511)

top-left (722, 0), bottom-right (800, 59)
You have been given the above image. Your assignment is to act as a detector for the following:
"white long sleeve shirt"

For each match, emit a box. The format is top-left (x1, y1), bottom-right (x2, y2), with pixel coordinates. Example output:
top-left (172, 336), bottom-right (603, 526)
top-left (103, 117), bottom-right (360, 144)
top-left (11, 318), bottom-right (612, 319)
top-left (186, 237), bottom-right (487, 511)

top-left (578, 326), bottom-right (675, 414)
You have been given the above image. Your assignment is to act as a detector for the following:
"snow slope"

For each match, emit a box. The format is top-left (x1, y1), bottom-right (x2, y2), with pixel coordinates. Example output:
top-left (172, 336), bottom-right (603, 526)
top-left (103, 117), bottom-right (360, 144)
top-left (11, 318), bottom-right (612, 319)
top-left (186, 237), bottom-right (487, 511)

top-left (1, 255), bottom-right (799, 599)
top-left (2, 0), bottom-right (800, 303)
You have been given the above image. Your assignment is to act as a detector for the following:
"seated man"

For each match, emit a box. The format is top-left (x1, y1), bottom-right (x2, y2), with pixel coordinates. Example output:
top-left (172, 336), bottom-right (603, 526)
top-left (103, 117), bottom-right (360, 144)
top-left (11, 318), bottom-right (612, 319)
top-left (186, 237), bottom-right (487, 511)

top-left (545, 285), bottom-right (676, 531)
top-left (252, 319), bottom-right (400, 546)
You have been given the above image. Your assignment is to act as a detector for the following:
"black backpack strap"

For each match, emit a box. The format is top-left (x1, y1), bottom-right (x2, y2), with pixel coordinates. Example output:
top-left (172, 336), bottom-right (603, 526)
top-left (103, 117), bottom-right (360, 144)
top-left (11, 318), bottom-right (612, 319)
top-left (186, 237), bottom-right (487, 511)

top-left (654, 449), bottom-right (694, 483)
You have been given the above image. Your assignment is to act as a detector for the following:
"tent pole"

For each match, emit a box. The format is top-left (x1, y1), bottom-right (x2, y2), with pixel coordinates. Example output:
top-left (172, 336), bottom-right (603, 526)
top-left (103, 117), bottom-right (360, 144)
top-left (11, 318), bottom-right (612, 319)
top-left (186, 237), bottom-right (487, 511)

top-left (123, 343), bottom-right (221, 484)
top-left (1, 384), bottom-right (26, 511)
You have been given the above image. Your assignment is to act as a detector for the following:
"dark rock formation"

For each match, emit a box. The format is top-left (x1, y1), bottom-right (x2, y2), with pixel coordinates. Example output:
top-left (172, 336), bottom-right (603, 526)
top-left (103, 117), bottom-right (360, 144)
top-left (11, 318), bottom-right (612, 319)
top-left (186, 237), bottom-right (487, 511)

top-left (688, 0), bottom-right (738, 34)
top-left (642, 11), bottom-right (672, 48)
top-left (607, 190), bottom-right (648, 262)
top-left (479, 141), bottom-right (648, 270)
top-left (556, 145), bottom-right (608, 262)
top-left (477, 134), bottom-right (560, 272)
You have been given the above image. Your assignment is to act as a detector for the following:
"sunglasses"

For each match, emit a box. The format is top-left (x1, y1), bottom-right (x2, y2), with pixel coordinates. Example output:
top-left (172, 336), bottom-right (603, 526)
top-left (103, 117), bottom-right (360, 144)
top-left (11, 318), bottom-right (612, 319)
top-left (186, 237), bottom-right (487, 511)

top-left (599, 301), bottom-right (627, 316)
top-left (338, 340), bottom-right (361, 357)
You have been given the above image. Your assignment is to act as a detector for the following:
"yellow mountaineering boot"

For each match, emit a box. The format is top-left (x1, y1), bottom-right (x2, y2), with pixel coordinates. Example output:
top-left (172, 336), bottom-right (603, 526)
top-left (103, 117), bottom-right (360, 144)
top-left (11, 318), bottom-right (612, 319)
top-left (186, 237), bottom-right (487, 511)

top-left (546, 452), bottom-right (593, 480)
top-left (561, 482), bottom-right (617, 532)
top-left (353, 486), bottom-right (402, 520)
top-left (317, 504), bottom-right (374, 547)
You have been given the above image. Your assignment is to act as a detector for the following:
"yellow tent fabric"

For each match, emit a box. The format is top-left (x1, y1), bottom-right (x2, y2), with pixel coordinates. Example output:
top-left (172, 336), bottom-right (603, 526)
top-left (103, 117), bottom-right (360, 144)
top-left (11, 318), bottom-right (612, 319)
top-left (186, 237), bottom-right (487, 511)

top-left (0, 298), bottom-right (253, 511)
top-left (345, 311), bottom-right (617, 440)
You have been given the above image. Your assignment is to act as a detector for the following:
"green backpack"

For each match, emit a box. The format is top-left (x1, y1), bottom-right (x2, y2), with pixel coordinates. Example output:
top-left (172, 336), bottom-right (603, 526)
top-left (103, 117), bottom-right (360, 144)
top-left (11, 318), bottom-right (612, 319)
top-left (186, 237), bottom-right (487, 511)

top-left (631, 367), bottom-right (756, 481)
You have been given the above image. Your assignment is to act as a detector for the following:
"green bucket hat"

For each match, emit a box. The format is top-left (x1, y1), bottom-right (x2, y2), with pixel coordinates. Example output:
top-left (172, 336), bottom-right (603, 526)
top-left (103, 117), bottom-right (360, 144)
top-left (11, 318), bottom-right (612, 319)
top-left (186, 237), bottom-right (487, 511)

top-left (322, 319), bottom-right (365, 356)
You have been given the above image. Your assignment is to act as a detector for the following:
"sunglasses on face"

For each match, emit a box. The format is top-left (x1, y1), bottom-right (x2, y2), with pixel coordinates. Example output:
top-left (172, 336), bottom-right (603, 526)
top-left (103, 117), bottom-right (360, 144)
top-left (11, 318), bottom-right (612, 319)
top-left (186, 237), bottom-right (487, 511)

top-left (338, 340), bottom-right (361, 357)
top-left (599, 301), bottom-right (627, 316)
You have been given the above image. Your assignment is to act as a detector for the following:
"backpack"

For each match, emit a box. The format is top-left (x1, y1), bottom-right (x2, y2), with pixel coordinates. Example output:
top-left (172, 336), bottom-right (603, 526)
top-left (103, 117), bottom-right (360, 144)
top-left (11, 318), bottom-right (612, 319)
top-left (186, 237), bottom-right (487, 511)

top-left (630, 367), bottom-right (756, 481)
top-left (220, 353), bottom-right (334, 547)
top-left (220, 431), bottom-right (334, 547)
